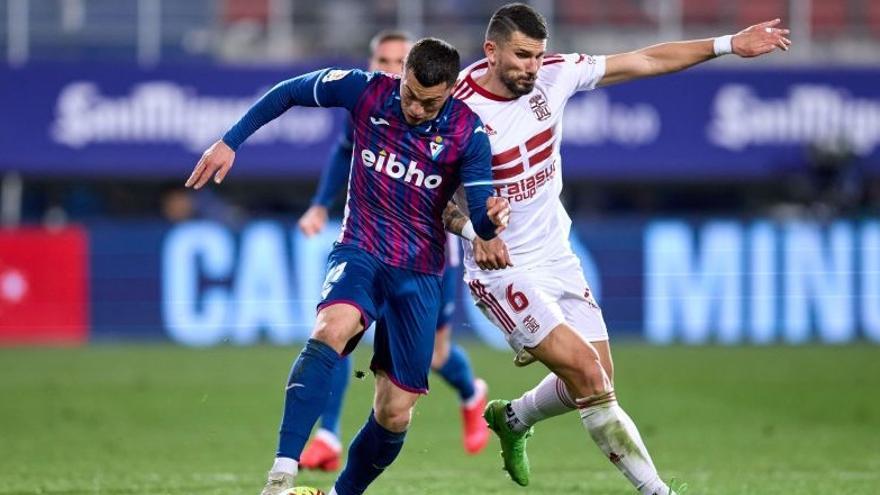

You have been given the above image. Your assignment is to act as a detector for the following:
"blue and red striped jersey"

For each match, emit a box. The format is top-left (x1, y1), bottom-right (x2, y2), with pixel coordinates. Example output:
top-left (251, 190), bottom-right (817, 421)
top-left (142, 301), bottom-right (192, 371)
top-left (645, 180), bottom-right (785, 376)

top-left (223, 68), bottom-right (495, 275)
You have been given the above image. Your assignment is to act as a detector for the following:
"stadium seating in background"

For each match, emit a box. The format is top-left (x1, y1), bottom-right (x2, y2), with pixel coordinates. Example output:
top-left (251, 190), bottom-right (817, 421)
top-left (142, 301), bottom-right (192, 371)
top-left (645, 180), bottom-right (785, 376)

top-left (607, 0), bottom-right (653, 26)
top-left (737, 0), bottom-right (787, 27)
top-left (557, 0), bottom-right (654, 26)
top-left (811, 0), bottom-right (848, 37)
top-left (868, 0), bottom-right (880, 37)
top-left (682, 0), bottom-right (723, 25)
top-left (223, 0), bottom-right (269, 25)
top-left (558, 0), bottom-right (600, 25)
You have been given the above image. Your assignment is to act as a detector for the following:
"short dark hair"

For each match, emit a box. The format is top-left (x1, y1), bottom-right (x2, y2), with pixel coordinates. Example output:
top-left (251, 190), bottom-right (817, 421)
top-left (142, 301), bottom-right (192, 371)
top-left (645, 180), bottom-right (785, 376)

top-left (369, 29), bottom-right (412, 53)
top-left (404, 37), bottom-right (460, 87)
top-left (486, 3), bottom-right (548, 43)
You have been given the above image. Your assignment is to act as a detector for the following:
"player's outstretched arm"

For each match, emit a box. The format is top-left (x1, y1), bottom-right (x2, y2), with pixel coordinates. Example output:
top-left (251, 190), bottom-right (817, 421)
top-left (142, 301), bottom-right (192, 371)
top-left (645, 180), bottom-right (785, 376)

top-left (600, 18), bottom-right (791, 87)
top-left (187, 68), bottom-right (369, 189)
top-left (186, 139), bottom-right (235, 189)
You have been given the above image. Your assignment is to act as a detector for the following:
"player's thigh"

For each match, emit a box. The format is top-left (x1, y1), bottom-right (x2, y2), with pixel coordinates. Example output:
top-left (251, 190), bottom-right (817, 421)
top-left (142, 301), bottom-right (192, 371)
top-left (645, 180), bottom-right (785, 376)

top-left (529, 323), bottom-right (610, 399)
top-left (552, 257), bottom-right (613, 379)
top-left (466, 273), bottom-right (565, 353)
top-left (371, 268), bottom-right (442, 395)
top-left (558, 295), bottom-right (612, 379)
top-left (315, 243), bottom-right (382, 352)
top-left (373, 370), bottom-right (421, 433)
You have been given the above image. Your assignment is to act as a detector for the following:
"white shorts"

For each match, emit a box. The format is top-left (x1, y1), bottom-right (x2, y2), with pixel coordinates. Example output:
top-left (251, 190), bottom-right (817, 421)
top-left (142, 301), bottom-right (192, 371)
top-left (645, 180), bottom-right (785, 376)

top-left (465, 253), bottom-right (608, 353)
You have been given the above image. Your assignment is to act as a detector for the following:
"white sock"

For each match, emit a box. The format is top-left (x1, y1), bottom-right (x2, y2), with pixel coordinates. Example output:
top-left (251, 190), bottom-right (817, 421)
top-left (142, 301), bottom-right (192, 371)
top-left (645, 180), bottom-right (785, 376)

top-left (578, 392), bottom-right (671, 495)
top-left (510, 373), bottom-right (577, 429)
top-left (270, 456), bottom-right (298, 476)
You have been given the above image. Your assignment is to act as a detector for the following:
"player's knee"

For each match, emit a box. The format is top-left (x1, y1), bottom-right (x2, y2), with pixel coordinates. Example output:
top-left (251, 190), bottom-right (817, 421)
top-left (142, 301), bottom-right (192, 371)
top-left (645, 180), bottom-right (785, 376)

top-left (570, 358), bottom-right (612, 397)
top-left (311, 324), bottom-right (348, 350)
top-left (312, 310), bottom-right (361, 351)
top-left (373, 403), bottom-right (412, 433)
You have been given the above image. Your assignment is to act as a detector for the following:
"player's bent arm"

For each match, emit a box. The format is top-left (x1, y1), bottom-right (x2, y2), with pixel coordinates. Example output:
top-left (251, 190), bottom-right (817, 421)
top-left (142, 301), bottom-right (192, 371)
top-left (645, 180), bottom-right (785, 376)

top-left (462, 184), bottom-right (498, 240)
top-left (443, 198), bottom-right (512, 270)
top-left (599, 19), bottom-right (791, 87)
top-left (459, 119), bottom-right (502, 240)
top-left (443, 201), bottom-right (472, 238)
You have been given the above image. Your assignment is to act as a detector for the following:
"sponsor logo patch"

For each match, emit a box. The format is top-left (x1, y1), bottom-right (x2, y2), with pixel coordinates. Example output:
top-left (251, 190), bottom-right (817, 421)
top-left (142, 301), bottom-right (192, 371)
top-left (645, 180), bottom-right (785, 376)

top-left (322, 69), bottom-right (352, 83)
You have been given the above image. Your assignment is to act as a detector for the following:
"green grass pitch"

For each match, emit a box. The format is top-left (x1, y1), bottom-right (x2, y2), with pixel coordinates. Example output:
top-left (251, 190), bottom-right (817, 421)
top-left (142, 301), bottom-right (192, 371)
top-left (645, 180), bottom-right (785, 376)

top-left (1, 344), bottom-right (878, 494)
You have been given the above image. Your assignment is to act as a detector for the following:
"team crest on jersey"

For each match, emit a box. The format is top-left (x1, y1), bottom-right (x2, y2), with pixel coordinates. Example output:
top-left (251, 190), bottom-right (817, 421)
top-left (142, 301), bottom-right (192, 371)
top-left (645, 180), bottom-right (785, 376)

top-left (523, 315), bottom-right (540, 334)
top-left (429, 136), bottom-right (445, 160)
top-left (529, 94), bottom-right (551, 121)
top-left (484, 124), bottom-right (497, 136)
top-left (322, 69), bottom-right (352, 83)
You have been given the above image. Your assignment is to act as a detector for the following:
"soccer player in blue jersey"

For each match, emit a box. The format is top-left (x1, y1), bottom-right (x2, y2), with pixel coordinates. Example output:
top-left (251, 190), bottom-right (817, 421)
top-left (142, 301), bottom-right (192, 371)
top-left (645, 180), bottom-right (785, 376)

top-left (185, 38), bottom-right (510, 495)
top-left (296, 31), bottom-right (489, 472)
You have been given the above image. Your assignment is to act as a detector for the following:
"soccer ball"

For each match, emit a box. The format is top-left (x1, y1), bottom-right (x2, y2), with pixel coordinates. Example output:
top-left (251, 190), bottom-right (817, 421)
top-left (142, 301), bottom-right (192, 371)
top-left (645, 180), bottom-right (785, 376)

top-left (282, 488), bottom-right (325, 495)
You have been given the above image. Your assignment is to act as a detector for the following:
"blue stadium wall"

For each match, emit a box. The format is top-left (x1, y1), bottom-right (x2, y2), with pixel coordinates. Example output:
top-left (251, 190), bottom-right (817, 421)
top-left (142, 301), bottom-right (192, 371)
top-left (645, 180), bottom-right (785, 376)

top-left (82, 217), bottom-right (880, 347)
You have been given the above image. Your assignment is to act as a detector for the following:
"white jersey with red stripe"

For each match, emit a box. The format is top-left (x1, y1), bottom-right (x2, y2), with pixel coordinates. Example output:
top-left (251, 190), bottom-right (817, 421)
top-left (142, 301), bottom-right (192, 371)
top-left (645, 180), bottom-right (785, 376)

top-left (454, 53), bottom-right (607, 279)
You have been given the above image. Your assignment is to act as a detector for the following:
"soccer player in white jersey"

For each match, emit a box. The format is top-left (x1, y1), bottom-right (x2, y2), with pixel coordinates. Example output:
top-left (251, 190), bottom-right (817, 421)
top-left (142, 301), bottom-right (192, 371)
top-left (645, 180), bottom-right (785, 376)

top-left (444, 4), bottom-right (790, 494)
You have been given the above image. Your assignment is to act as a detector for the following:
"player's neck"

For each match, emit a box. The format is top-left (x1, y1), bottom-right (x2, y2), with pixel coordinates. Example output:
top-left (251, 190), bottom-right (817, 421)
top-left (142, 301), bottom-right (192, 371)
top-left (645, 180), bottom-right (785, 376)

top-left (474, 70), bottom-right (518, 100)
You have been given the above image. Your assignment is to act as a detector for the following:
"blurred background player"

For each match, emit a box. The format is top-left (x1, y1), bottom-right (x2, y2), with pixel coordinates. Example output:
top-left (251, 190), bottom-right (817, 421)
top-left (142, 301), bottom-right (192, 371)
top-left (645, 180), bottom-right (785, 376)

top-left (445, 4), bottom-right (790, 494)
top-left (185, 38), bottom-right (509, 495)
top-left (296, 29), bottom-right (490, 471)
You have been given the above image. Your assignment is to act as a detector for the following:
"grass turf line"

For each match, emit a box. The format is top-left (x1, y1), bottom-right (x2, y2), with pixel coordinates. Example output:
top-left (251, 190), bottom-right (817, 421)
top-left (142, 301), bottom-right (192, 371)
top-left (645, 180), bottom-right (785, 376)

top-left (0, 344), bottom-right (878, 494)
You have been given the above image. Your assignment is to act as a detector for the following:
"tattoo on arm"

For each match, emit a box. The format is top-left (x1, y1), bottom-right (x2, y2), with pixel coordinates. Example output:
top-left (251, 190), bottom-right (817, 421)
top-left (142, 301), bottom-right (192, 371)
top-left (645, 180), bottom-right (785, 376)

top-left (443, 201), bottom-right (469, 235)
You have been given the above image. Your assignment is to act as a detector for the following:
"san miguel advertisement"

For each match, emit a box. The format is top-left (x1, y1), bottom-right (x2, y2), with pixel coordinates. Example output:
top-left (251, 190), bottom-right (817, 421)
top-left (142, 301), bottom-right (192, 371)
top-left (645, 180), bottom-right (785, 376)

top-left (1, 63), bottom-right (879, 179)
top-left (4, 217), bottom-right (878, 347)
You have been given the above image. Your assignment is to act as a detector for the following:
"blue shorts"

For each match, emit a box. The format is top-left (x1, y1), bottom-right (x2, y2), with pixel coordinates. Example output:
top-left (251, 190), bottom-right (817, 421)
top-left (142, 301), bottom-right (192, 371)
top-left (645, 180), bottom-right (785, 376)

top-left (436, 266), bottom-right (458, 330)
top-left (318, 242), bottom-right (442, 394)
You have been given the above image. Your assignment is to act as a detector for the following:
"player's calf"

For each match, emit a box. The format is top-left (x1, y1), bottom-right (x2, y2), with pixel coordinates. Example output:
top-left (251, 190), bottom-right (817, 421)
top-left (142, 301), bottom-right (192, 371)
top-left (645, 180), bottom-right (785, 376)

top-left (577, 392), bottom-right (676, 495)
top-left (373, 372), bottom-right (418, 432)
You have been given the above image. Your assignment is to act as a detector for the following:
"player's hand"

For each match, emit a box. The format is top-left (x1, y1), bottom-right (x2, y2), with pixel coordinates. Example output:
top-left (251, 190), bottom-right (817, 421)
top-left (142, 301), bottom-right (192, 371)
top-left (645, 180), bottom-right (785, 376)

top-left (186, 139), bottom-right (236, 189)
top-left (472, 237), bottom-right (512, 270)
top-left (299, 205), bottom-right (329, 237)
top-left (732, 18), bottom-right (791, 57)
top-left (486, 196), bottom-right (511, 234)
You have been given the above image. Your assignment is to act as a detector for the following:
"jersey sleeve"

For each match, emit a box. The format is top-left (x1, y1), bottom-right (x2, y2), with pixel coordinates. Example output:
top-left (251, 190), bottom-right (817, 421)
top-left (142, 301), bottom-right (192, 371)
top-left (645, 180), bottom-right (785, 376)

top-left (558, 53), bottom-right (607, 97)
top-left (459, 119), bottom-right (497, 240)
top-left (222, 68), bottom-right (371, 151)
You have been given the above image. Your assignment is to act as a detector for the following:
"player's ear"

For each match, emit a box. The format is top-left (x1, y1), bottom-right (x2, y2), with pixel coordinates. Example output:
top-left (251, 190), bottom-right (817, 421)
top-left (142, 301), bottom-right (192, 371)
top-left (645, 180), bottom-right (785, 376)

top-left (484, 40), bottom-right (498, 64)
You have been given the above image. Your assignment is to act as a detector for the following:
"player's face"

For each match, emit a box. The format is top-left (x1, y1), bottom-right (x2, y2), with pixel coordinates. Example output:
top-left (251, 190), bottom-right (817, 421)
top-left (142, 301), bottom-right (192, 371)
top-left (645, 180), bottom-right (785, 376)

top-left (399, 71), bottom-right (452, 126)
top-left (369, 39), bottom-right (410, 75)
top-left (487, 31), bottom-right (546, 97)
